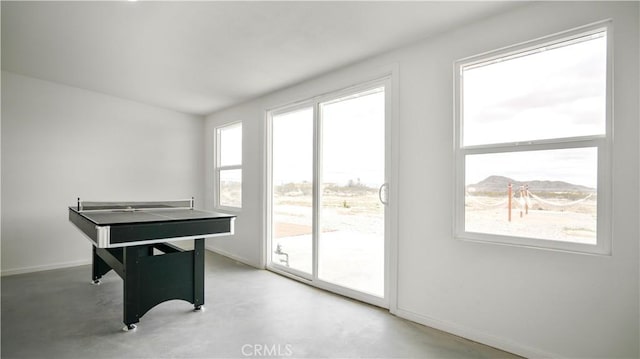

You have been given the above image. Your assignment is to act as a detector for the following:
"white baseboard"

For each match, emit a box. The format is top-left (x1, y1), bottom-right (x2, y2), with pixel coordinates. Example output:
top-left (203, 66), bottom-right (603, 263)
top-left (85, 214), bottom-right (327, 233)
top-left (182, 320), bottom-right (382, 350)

top-left (205, 245), bottom-right (262, 269)
top-left (1, 259), bottom-right (91, 277)
top-left (394, 307), bottom-right (559, 359)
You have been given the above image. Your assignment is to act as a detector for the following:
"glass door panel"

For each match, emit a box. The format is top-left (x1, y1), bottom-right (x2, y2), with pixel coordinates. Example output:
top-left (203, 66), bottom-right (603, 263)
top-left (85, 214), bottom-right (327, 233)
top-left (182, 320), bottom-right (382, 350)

top-left (271, 108), bottom-right (314, 275)
top-left (318, 88), bottom-right (386, 297)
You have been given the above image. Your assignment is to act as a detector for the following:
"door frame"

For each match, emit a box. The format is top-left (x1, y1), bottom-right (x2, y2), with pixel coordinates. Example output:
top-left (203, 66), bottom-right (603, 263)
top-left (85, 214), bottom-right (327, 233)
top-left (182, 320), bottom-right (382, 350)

top-left (264, 70), bottom-right (399, 310)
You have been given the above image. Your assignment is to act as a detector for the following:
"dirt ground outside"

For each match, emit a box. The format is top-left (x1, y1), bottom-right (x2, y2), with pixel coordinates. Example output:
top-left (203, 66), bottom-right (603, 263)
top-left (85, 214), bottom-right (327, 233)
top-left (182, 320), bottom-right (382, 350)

top-left (269, 186), bottom-right (597, 295)
top-left (465, 195), bottom-right (597, 244)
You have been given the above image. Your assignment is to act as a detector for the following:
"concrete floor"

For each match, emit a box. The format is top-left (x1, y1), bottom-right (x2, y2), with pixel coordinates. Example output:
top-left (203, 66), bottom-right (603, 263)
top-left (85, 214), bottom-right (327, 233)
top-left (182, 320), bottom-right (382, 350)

top-left (2, 251), bottom-right (519, 359)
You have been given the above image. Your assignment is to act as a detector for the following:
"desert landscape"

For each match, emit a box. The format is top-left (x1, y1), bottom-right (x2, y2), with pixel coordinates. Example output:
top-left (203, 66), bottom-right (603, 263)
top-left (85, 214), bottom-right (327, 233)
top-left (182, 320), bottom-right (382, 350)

top-left (465, 176), bottom-right (597, 244)
top-left (226, 174), bottom-right (597, 295)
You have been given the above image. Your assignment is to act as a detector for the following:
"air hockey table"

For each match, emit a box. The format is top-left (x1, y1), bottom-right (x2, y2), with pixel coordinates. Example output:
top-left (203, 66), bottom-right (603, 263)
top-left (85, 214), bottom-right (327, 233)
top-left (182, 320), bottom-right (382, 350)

top-left (68, 198), bottom-right (236, 331)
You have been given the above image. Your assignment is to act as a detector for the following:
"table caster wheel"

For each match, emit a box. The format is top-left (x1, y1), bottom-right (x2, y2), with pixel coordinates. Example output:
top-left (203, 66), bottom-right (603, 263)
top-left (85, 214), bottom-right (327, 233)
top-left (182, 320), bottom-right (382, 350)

top-left (91, 279), bottom-right (101, 285)
top-left (122, 324), bottom-right (137, 332)
top-left (194, 305), bottom-right (204, 312)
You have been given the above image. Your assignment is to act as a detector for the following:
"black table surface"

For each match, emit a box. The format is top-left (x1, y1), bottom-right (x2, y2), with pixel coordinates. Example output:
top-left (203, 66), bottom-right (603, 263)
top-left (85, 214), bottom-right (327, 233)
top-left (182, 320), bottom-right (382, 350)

top-left (69, 207), bottom-right (235, 226)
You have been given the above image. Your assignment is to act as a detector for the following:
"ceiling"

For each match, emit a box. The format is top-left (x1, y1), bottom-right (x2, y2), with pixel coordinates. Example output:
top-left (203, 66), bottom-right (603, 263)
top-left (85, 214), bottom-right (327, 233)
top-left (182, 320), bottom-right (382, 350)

top-left (2, 1), bottom-right (521, 116)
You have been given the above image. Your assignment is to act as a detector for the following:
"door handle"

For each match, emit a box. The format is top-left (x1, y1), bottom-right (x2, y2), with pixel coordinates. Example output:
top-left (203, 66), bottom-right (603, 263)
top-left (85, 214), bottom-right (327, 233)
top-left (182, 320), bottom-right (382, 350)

top-left (378, 183), bottom-right (389, 205)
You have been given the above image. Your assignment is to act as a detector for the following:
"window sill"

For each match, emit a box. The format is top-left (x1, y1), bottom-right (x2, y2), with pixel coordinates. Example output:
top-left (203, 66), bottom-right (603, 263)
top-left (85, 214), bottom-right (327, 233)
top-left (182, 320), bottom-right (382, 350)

top-left (455, 231), bottom-right (611, 256)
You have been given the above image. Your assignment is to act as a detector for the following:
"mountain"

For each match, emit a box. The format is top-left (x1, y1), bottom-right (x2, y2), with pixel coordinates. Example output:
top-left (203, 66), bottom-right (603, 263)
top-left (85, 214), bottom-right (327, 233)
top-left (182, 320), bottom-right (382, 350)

top-left (467, 175), bottom-right (595, 193)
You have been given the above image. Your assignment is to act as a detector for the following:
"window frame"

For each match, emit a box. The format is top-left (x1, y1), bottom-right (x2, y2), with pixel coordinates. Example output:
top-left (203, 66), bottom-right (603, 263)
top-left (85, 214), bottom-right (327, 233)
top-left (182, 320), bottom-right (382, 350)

top-left (215, 121), bottom-right (243, 211)
top-left (453, 21), bottom-right (613, 255)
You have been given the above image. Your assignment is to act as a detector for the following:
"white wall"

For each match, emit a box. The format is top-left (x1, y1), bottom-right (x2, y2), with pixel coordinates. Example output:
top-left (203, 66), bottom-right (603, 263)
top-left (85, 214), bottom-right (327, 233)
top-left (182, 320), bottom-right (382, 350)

top-left (205, 2), bottom-right (639, 358)
top-left (204, 102), bottom-right (262, 264)
top-left (1, 71), bottom-right (205, 275)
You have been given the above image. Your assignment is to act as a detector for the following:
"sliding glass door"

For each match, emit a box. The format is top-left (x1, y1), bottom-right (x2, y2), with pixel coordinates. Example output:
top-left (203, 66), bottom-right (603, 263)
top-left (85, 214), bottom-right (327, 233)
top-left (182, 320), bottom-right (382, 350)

top-left (318, 88), bottom-right (386, 297)
top-left (268, 80), bottom-right (389, 304)
top-left (271, 108), bottom-right (314, 276)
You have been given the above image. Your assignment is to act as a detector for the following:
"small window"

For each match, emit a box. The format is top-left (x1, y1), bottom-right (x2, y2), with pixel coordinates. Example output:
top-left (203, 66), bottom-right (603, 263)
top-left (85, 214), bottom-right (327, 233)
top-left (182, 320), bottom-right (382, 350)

top-left (454, 23), bottom-right (611, 254)
top-left (215, 122), bottom-right (242, 209)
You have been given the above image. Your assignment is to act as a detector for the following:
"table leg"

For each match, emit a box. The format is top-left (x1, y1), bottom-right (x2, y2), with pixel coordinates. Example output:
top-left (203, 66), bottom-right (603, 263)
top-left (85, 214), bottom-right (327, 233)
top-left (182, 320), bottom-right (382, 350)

top-left (193, 238), bottom-right (205, 310)
top-left (123, 245), bottom-right (148, 329)
top-left (92, 246), bottom-right (112, 284)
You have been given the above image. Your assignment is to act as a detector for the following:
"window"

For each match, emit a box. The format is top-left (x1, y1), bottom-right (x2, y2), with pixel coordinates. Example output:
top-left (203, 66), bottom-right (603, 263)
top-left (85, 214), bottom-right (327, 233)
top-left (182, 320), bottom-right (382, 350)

top-left (215, 122), bottom-right (242, 209)
top-left (454, 23), bottom-right (611, 254)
